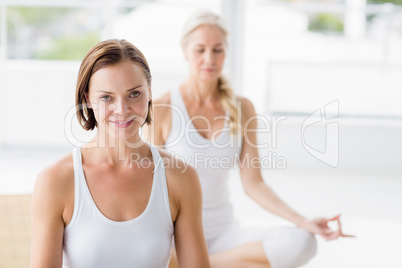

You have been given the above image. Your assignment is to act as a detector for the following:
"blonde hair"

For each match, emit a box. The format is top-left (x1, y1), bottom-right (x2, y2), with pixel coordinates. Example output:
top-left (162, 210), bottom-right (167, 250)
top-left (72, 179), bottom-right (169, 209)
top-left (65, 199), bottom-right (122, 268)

top-left (181, 10), bottom-right (239, 135)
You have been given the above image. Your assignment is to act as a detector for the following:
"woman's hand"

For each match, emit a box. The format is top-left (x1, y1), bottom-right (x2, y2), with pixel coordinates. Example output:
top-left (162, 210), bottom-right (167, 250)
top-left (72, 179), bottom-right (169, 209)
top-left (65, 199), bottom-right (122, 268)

top-left (298, 215), bottom-right (355, 241)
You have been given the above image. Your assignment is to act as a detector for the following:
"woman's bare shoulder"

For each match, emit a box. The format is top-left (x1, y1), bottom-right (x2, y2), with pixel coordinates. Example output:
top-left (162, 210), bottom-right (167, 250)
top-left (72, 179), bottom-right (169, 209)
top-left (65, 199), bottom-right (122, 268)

top-left (156, 147), bottom-right (199, 187)
top-left (235, 95), bottom-right (255, 109)
top-left (153, 91), bottom-right (171, 105)
top-left (156, 148), bottom-right (201, 214)
top-left (35, 152), bottom-right (75, 195)
top-left (148, 91), bottom-right (174, 144)
top-left (151, 91), bottom-right (173, 121)
top-left (235, 95), bottom-right (257, 119)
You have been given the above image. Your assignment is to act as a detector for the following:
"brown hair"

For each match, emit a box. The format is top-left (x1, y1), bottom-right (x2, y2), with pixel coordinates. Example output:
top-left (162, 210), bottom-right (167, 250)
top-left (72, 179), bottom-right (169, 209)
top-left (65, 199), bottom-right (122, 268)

top-left (181, 10), bottom-right (239, 135)
top-left (75, 39), bottom-right (152, 131)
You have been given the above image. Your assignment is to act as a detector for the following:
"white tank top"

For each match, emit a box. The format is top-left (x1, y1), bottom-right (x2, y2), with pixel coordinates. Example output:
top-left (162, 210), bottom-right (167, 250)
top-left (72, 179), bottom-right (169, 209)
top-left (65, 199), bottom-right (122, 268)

top-left (63, 145), bottom-right (173, 268)
top-left (164, 88), bottom-right (242, 244)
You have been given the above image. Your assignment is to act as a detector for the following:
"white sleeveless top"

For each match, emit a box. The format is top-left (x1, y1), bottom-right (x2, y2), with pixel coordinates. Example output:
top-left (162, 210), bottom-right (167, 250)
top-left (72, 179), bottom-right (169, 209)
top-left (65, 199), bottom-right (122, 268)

top-left (164, 88), bottom-right (242, 244)
top-left (63, 145), bottom-right (173, 268)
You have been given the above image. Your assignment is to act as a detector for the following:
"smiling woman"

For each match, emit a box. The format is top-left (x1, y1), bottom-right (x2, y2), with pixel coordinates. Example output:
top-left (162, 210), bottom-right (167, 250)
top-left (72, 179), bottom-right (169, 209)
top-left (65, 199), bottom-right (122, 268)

top-left (83, 60), bottom-right (151, 142)
top-left (31, 39), bottom-right (210, 268)
top-left (75, 40), bottom-right (153, 133)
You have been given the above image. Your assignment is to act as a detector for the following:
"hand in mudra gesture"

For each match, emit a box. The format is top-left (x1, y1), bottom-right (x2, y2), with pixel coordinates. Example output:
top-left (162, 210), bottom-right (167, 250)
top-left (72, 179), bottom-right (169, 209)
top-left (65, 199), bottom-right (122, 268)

top-left (299, 215), bottom-right (355, 241)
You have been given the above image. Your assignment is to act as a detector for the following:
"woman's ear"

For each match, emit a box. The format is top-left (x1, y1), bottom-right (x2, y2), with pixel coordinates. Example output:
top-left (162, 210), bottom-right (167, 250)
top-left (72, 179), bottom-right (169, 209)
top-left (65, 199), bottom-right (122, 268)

top-left (148, 87), bottom-right (152, 102)
top-left (84, 93), bottom-right (92, 108)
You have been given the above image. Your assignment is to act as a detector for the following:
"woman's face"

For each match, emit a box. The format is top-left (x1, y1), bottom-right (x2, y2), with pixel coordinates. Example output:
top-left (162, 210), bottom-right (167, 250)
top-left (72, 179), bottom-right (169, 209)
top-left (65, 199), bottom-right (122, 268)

top-left (183, 24), bottom-right (226, 82)
top-left (87, 60), bottom-right (151, 141)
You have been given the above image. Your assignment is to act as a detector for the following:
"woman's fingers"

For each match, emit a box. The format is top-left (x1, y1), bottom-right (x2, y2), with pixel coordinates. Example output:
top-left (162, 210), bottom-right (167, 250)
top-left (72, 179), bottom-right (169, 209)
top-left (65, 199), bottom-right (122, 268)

top-left (326, 214), bottom-right (341, 223)
top-left (321, 231), bottom-right (339, 241)
top-left (310, 216), bottom-right (356, 240)
top-left (335, 215), bottom-right (356, 238)
top-left (341, 233), bottom-right (356, 238)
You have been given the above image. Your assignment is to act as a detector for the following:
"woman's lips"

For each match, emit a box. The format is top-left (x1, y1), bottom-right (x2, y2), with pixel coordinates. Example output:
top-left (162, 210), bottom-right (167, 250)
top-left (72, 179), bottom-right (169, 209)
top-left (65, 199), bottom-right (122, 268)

top-left (203, 68), bottom-right (215, 72)
top-left (109, 118), bottom-right (135, 128)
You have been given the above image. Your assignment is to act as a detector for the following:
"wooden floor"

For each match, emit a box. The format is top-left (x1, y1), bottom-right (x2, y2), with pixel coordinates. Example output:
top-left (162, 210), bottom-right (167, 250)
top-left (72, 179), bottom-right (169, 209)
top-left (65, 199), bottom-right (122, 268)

top-left (0, 194), bottom-right (31, 268)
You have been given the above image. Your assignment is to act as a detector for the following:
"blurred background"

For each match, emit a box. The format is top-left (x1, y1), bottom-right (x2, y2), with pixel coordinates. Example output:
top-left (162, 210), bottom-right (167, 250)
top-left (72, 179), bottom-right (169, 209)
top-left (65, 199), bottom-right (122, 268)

top-left (0, 0), bottom-right (401, 267)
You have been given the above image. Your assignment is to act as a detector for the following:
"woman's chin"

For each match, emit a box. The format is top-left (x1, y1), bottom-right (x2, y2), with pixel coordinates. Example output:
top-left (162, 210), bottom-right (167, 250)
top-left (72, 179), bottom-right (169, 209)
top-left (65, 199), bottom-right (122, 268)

top-left (200, 74), bottom-right (220, 82)
top-left (96, 125), bottom-right (140, 143)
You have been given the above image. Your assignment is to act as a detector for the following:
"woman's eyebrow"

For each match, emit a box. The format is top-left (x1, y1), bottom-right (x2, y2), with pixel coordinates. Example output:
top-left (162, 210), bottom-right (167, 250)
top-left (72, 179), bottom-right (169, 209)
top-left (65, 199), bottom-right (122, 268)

top-left (95, 90), bottom-right (113, 94)
top-left (95, 85), bottom-right (143, 94)
top-left (127, 85), bottom-right (143, 91)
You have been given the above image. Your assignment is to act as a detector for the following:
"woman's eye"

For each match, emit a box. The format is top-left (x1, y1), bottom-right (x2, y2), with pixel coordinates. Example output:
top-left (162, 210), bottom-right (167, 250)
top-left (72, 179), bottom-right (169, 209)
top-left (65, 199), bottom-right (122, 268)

top-left (130, 91), bottom-right (140, 98)
top-left (196, 49), bottom-right (204, 53)
top-left (101, 95), bottom-right (111, 101)
top-left (214, 49), bottom-right (223, 53)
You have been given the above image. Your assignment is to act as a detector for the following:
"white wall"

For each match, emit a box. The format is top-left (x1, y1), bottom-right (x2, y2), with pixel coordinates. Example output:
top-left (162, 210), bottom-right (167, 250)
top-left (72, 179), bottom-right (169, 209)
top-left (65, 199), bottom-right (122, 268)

top-left (1, 61), bottom-right (400, 174)
top-left (256, 116), bottom-right (402, 174)
top-left (0, 60), bottom-right (185, 149)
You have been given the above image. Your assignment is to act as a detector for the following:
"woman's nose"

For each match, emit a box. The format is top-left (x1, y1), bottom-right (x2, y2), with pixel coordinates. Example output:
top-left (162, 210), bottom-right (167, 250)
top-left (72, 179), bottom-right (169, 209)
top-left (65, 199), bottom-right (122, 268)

top-left (110, 99), bottom-right (129, 115)
top-left (204, 50), bottom-right (214, 63)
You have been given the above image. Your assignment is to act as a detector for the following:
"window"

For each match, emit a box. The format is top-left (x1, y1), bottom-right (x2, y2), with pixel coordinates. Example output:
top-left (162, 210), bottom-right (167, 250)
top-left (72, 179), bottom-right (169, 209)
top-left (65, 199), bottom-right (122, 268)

top-left (0, 0), bottom-right (221, 148)
top-left (243, 0), bottom-right (402, 119)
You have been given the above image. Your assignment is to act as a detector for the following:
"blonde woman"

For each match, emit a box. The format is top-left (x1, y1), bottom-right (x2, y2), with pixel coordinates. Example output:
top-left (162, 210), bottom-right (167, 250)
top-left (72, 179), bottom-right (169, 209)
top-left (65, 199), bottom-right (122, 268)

top-left (146, 11), bottom-right (352, 268)
top-left (31, 39), bottom-right (210, 268)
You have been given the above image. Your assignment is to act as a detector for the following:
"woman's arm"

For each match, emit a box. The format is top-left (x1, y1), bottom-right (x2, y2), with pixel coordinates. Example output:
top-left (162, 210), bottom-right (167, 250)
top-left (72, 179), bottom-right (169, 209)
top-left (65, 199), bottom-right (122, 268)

top-left (237, 97), bottom-right (349, 240)
top-left (167, 158), bottom-right (210, 268)
top-left (238, 97), bottom-right (306, 224)
top-left (31, 162), bottom-right (71, 268)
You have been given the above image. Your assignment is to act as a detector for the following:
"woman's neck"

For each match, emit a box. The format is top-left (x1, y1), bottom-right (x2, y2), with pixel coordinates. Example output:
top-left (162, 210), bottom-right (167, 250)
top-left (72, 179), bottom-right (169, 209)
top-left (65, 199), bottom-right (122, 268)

top-left (182, 77), bottom-right (220, 103)
top-left (84, 132), bottom-right (150, 167)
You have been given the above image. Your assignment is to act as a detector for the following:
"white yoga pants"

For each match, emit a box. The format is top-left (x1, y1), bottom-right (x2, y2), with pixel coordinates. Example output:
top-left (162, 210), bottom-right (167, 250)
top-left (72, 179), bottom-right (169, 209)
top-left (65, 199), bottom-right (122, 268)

top-left (207, 224), bottom-right (317, 268)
